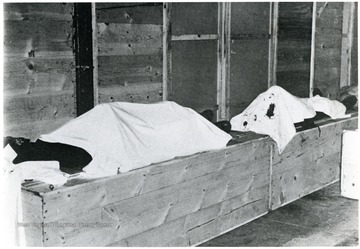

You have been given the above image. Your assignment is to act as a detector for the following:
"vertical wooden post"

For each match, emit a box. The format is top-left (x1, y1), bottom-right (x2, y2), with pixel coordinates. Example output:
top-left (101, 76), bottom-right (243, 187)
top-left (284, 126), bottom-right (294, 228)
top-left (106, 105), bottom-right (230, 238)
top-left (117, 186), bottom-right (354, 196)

top-left (163, 3), bottom-right (172, 101)
top-left (216, 2), bottom-right (231, 121)
top-left (268, 2), bottom-right (278, 88)
top-left (92, 3), bottom-right (99, 105)
top-left (340, 2), bottom-right (355, 88)
top-left (74, 3), bottom-right (94, 116)
top-left (309, 2), bottom-right (317, 97)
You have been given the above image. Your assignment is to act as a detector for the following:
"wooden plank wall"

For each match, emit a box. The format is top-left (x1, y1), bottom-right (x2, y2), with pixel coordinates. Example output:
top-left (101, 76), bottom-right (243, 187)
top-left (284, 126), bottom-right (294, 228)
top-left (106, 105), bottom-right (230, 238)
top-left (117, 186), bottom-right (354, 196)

top-left (276, 3), bottom-right (313, 98)
top-left (229, 2), bottom-right (270, 117)
top-left (313, 2), bottom-right (344, 99)
top-left (3, 3), bottom-right (76, 140)
top-left (36, 138), bottom-right (271, 246)
top-left (95, 3), bottom-right (163, 104)
top-left (169, 3), bottom-right (219, 113)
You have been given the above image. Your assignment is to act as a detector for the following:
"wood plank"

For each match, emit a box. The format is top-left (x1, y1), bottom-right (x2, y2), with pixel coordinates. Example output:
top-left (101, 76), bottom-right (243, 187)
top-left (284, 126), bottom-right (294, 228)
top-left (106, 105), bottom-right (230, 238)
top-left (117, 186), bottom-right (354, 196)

top-left (3, 90), bottom-right (74, 113)
top-left (172, 3), bottom-right (218, 36)
top-left (315, 34), bottom-right (343, 49)
top-left (92, 3), bottom-right (99, 105)
top-left (112, 216), bottom-right (189, 247)
top-left (98, 54), bottom-right (162, 86)
top-left (96, 3), bottom-right (163, 25)
top-left (4, 20), bottom-right (73, 57)
top-left (39, 137), bottom-right (269, 222)
top-left (97, 23), bottom-right (162, 56)
top-left (162, 2), bottom-right (171, 101)
top-left (172, 34), bottom-right (218, 41)
top-left (269, 2), bottom-right (279, 87)
top-left (340, 2), bottom-right (356, 87)
top-left (4, 103), bottom-right (74, 127)
top-left (41, 146), bottom-right (269, 246)
top-left (229, 40), bottom-right (270, 117)
top-left (217, 2), bottom-right (231, 121)
top-left (309, 2), bottom-right (317, 97)
top-left (170, 40), bottom-right (218, 112)
top-left (314, 2), bottom-right (343, 95)
top-left (276, 3), bottom-right (313, 98)
top-left (188, 197), bottom-right (268, 246)
top-left (4, 117), bottom-right (74, 141)
top-left (231, 2), bottom-right (270, 35)
top-left (20, 190), bottom-right (44, 246)
top-left (98, 82), bottom-right (162, 104)
top-left (4, 3), bottom-right (73, 21)
top-left (114, 185), bottom-right (270, 246)
top-left (350, 2), bottom-right (358, 86)
top-left (271, 152), bottom-right (340, 209)
top-left (271, 117), bottom-right (358, 209)
top-left (3, 57), bottom-right (74, 95)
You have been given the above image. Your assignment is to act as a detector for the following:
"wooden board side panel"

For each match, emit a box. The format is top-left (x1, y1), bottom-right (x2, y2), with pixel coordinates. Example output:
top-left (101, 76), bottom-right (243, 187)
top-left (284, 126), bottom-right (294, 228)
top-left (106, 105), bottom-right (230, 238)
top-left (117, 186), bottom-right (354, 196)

top-left (21, 190), bottom-right (44, 246)
top-left (40, 138), bottom-right (271, 246)
top-left (271, 117), bottom-right (358, 210)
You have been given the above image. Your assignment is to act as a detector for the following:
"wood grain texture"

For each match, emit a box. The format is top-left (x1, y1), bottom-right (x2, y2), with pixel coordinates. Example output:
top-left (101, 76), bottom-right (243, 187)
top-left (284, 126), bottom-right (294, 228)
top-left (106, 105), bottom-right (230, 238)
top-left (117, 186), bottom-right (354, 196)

top-left (4, 3), bottom-right (73, 21)
top-left (97, 23), bottom-right (162, 56)
top-left (270, 116), bottom-right (358, 210)
top-left (20, 116), bottom-right (358, 246)
top-left (26, 137), bottom-right (271, 246)
top-left (276, 3), bottom-right (313, 97)
top-left (98, 83), bottom-right (162, 104)
top-left (229, 40), bottom-right (270, 117)
top-left (231, 2), bottom-right (270, 35)
top-left (314, 2), bottom-right (343, 98)
top-left (21, 190), bottom-right (44, 246)
top-left (3, 3), bottom-right (76, 140)
top-left (4, 57), bottom-right (74, 95)
top-left (229, 3), bottom-right (270, 118)
top-left (350, 3), bottom-right (358, 86)
top-left (4, 91), bottom-right (75, 140)
top-left (172, 3), bottom-right (218, 36)
top-left (4, 20), bottom-right (73, 57)
top-left (98, 54), bottom-right (162, 86)
top-left (96, 3), bottom-right (163, 25)
top-left (170, 40), bottom-right (218, 113)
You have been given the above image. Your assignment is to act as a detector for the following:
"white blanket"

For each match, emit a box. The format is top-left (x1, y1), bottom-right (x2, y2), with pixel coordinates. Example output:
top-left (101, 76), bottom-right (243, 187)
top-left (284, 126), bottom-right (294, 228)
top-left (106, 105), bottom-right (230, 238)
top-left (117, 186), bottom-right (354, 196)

top-left (40, 101), bottom-right (232, 177)
top-left (231, 86), bottom-right (350, 153)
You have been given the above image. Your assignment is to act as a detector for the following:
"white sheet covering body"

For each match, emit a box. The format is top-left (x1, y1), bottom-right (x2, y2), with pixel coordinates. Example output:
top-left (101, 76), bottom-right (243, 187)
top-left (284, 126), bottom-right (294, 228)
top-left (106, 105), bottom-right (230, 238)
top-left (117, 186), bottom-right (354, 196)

top-left (230, 86), bottom-right (350, 153)
top-left (40, 101), bottom-right (232, 177)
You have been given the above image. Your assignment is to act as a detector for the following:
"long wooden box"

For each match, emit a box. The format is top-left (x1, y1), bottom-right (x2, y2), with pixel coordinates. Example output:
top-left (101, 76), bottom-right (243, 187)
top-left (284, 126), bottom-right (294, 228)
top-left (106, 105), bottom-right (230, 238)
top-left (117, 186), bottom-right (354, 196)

top-left (21, 115), bottom-right (357, 246)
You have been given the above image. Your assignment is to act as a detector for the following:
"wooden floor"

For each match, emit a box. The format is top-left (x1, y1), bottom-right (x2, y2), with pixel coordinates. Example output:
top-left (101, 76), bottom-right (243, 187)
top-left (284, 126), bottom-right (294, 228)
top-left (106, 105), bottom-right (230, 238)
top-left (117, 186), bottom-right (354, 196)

top-left (200, 181), bottom-right (359, 247)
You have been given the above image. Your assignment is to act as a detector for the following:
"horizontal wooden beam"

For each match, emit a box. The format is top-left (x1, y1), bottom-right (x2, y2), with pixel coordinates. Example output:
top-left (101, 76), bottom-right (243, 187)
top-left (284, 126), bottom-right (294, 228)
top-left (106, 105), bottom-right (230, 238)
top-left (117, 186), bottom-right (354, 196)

top-left (171, 34), bottom-right (219, 41)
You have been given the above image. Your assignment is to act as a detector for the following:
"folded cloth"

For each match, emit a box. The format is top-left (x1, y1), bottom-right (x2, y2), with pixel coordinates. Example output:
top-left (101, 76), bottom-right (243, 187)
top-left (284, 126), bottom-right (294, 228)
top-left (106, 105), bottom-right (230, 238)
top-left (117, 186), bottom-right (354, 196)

top-left (3, 144), bottom-right (69, 186)
top-left (231, 86), bottom-right (350, 153)
top-left (40, 101), bottom-right (232, 177)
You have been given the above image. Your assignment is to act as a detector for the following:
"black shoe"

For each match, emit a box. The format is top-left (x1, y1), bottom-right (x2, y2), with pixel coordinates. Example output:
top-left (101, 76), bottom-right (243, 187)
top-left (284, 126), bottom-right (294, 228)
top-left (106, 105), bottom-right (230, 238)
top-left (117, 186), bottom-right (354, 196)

top-left (214, 120), bottom-right (232, 133)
